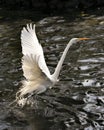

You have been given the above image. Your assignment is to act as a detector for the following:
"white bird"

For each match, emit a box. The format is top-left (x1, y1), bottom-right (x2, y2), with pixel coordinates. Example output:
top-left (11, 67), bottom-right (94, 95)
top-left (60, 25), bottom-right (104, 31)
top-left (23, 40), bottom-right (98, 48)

top-left (16, 23), bottom-right (89, 106)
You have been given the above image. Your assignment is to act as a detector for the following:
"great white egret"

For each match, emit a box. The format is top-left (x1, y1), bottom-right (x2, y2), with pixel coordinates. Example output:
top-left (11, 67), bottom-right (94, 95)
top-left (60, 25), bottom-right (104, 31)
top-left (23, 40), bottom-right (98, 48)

top-left (16, 24), bottom-right (89, 106)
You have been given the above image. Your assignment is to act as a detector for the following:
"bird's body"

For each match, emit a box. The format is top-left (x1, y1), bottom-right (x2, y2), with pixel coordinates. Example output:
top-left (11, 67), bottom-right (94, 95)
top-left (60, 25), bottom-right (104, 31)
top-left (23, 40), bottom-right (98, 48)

top-left (16, 24), bottom-right (89, 106)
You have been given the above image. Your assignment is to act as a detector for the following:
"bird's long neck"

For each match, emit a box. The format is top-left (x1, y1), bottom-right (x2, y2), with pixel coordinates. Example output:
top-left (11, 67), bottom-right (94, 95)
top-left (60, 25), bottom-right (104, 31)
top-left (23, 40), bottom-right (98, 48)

top-left (52, 41), bottom-right (73, 81)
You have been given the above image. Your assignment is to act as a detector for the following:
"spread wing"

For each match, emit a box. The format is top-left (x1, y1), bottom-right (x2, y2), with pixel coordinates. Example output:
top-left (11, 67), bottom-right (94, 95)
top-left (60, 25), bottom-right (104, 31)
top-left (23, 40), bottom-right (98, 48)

top-left (21, 24), bottom-right (51, 81)
top-left (17, 24), bottom-right (52, 100)
top-left (16, 24), bottom-right (51, 106)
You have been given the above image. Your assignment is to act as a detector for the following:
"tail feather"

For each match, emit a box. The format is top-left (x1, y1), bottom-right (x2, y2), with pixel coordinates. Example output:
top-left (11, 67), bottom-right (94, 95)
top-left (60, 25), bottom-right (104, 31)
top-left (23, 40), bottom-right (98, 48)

top-left (16, 79), bottom-right (50, 106)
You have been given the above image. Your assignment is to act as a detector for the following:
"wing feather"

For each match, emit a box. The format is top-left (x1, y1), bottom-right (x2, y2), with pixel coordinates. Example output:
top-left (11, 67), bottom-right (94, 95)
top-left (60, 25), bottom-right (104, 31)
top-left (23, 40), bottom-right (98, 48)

top-left (21, 24), bottom-right (51, 79)
top-left (17, 24), bottom-right (52, 101)
top-left (22, 55), bottom-right (41, 80)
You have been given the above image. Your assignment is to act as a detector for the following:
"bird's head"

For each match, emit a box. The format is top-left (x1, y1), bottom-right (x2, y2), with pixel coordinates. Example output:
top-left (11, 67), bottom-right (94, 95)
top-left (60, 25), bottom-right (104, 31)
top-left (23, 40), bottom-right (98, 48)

top-left (70, 37), bottom-right (90, 45)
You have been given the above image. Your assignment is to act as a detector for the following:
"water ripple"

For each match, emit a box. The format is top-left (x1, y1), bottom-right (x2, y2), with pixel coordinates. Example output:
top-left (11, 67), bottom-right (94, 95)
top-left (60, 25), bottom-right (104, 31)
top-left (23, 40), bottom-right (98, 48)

top-left (0, 14), bottom-right (104, 130)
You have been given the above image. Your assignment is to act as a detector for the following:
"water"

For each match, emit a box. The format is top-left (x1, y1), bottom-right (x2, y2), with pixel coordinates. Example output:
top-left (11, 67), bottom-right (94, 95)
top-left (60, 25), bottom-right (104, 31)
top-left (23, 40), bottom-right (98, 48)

top-left (0, 10), bottom-right (104, 130)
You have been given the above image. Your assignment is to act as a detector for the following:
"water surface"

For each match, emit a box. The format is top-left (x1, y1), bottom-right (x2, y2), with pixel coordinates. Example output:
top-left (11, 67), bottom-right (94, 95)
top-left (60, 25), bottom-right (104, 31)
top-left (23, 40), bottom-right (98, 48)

top-left (0, 11), bottom-right (104, 130)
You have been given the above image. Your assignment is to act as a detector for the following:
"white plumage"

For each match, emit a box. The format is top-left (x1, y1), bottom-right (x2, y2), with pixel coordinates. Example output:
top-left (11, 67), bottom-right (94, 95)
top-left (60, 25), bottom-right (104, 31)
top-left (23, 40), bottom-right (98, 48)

top-left (17, 24), bottom-right (52, 100)
top-left (16, 23), bottom-right (89, 106)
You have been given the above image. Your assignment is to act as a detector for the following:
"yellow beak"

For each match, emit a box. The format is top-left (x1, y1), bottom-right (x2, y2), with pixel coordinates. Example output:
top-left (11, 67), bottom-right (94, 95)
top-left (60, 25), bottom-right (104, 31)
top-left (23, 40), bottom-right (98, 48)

top-left (78, 38), bottom-right (90, 41)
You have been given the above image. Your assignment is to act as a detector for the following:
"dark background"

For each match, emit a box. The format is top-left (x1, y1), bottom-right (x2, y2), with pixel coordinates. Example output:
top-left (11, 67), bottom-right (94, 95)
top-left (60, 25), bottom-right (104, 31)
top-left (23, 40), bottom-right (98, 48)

top-left (0, 0), bottom-right (104, 14)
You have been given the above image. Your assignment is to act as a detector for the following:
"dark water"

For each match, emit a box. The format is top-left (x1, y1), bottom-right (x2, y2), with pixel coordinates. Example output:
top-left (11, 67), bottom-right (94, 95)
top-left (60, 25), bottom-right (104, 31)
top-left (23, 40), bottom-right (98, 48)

top-left (0, 11), bottom-right (104, 130)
